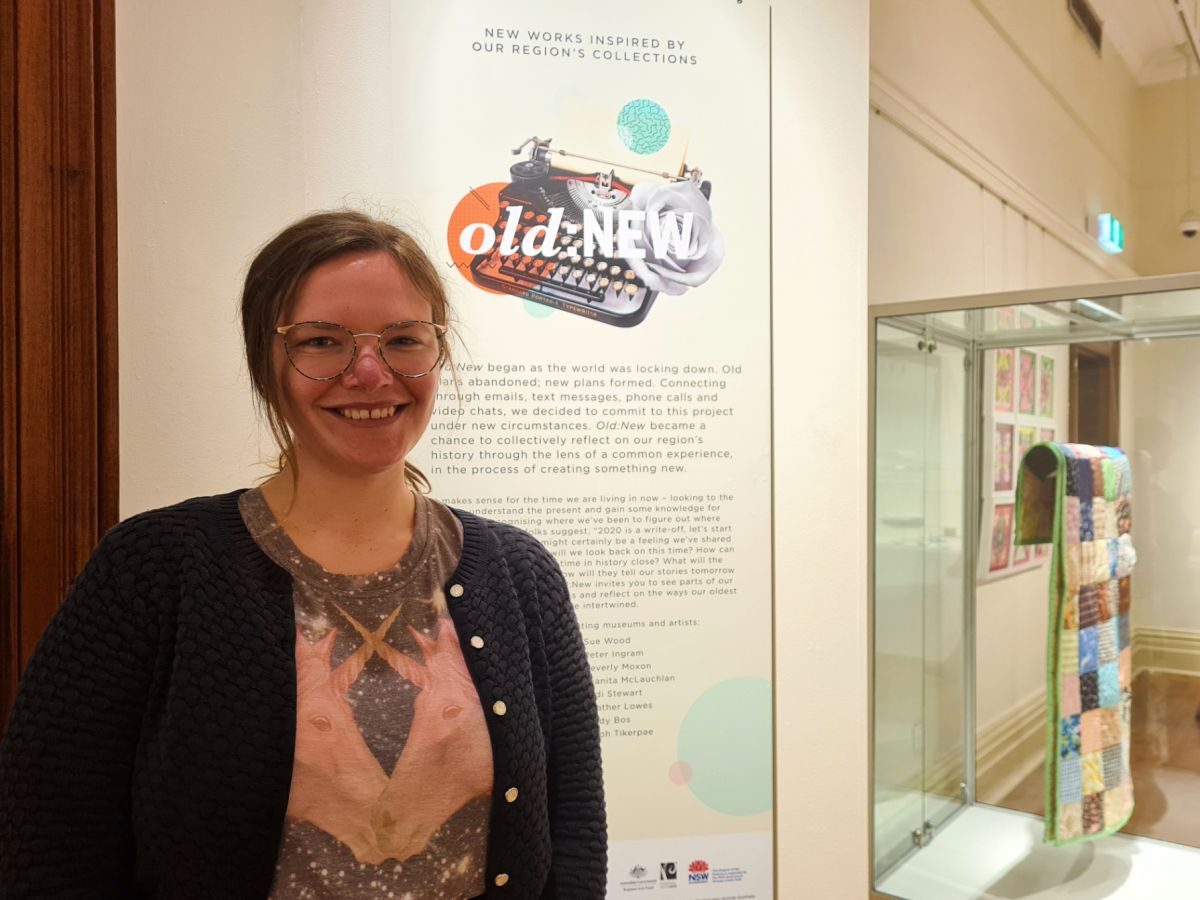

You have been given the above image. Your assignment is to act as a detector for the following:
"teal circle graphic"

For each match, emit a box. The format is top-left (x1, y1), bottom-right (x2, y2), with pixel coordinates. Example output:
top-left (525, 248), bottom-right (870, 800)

top-left (617, 99), bottom-right (671, 155)
top-left (676, 677), bottom-right (772, 816)
top-left (522, 298), bottom-right (554, 318)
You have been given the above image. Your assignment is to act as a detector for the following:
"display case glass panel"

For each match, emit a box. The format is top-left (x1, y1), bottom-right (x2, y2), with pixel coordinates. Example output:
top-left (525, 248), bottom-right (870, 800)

top-left (872, 276), bottom-right (1200, 899)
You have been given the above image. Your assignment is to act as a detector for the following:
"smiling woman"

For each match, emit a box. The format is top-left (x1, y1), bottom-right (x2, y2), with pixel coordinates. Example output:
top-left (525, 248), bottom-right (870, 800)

top-left (0, 210), bottom-right (607, 900)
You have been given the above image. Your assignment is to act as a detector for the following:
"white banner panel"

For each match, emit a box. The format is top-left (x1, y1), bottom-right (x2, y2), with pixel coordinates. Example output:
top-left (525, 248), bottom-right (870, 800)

top-left (391, 2), bottom-right (771, 895)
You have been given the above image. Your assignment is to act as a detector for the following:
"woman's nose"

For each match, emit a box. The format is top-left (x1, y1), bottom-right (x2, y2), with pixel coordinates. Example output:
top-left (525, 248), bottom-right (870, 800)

top-left (341, 340), bottom-right (393, 389)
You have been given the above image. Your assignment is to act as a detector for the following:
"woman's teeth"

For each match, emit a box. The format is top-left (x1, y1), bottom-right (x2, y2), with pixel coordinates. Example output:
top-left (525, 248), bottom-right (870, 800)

top-left (338, 406), bottom-right (397, 420)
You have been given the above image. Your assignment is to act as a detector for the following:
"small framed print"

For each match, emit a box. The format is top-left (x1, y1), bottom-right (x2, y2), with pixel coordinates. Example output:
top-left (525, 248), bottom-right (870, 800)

top-left (989, 503), bottom-right (1015, 573)
top-left (1039, 356), bottom-right (1055, 416)
top-left (994, 423), bottom-right (1015, 492)
top-left (1018, 425), bottom-right (1036, 463)
top-left (1019, 349), bottom-right (1037, 415)
top-left (995, 349), bottom-right (1014, 413)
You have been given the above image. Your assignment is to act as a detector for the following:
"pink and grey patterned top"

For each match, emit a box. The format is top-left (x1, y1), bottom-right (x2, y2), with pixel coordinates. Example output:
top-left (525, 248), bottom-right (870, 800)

top-left (239, 488), bottom-right (492, 899)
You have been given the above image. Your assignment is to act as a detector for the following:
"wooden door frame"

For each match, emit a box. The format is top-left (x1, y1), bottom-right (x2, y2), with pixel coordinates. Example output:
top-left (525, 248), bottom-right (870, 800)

top-left (1, 0), bottom-right (118, 728)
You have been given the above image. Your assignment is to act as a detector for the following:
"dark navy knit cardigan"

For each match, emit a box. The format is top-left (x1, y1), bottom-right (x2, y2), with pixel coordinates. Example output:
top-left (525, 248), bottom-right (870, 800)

top-left (0, 490), bottom-right (606, 899)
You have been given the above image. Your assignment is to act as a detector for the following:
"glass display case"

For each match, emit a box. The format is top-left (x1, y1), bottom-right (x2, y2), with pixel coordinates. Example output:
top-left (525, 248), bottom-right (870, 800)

top-left (871, 274), bottom-right (1200, 899)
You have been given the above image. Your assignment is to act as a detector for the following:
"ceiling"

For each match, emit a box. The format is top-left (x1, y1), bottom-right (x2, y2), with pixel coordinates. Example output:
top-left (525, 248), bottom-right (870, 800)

top-left (1090, 0), bottom-right (1195, 84)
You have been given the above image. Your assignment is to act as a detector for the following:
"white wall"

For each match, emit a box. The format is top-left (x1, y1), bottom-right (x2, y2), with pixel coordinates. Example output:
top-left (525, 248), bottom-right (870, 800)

top-left (117, 1), bottom-right (871, 896)
top-left (869, 0), bottom-right (1138, 305)
top-left (1133, 76), bottom-right (1200, 276)
top-left (773, 1), bottom-right (869, 893)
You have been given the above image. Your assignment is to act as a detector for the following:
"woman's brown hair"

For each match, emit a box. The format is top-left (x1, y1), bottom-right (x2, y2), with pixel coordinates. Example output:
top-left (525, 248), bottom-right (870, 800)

top-left (241, 209), bottom-right (453, 494)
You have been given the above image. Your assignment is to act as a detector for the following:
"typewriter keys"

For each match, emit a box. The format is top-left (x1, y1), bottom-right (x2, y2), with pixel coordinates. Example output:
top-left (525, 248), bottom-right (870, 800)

top-left (461, 147), bottom-right (686, 326)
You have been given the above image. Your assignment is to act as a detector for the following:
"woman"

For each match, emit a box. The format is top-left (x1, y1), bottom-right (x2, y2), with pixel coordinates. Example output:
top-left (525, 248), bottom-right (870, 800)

top-left (0, 210), bottom-right (606, 899)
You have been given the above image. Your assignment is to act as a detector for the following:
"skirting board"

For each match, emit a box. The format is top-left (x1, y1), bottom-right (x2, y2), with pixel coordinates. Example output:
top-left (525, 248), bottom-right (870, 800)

top-left (973, 688), bottom-right (1045, 805)
top-left (1133, 626), bottom-right (1200, 677)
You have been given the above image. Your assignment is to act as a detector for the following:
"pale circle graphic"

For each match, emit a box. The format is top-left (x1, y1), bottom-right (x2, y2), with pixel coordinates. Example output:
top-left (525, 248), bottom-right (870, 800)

top-left (668, 760), bottom-right (693, 785)
top-left (617, 98), bottom-right (671, 155)
top-left (522, 298), bottom-right (554, 318)
top-left (676, 677), bottom-right (772, 815)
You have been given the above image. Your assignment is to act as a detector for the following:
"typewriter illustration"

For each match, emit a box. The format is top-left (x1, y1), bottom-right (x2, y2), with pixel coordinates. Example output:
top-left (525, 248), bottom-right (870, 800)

top-left (467, 136), bottom-right (712, 327)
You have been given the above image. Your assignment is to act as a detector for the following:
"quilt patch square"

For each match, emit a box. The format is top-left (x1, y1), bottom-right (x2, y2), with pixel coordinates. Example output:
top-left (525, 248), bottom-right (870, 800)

top-left (1103, 500), bottom-right (1119, 539)
top-left (1098, 617), bottom-right (1118, 664)
top-left (1090, 459), bottom-right (1106, 498)
top-left (1080, 672), bottom-right (1100, 711)
top-left (1058, 757), bottom-right (1083, 805)
top-left (1119, 647), bottom-right (1131, 685)
top-left (1103, 788), bottom-right (1126, 830)
top-left (1065, 497), bottom-right (1081, 543)
top-left (1099, 709), bottom-right (1122, 752)
top-left (1061, 674), bottom-right (1082, 716)
top-left (1082, 794), bottom-right (1104, 834)
top-left (1101, 458), bottom-right (1117, 501)
top-left (1080, 709), bottom-right (1104, 754)
top-left (1096, 582), bottom-right (1114, 624)
top-left (1098, 662), bottom-right (1121, 708)
top-left (1116, 495), bottom-right (1131, 535)
top-left (1092, 498), bottom-right (1109, 538)
top-left (1060, 714), bottom-right (1082, 759)
top-left (1075, 458), bottom-right (1095, 501)
top-left (1065, 457), bottom-right (1080, 497)
top-left (1118, 577), bottom-right (1131, 614)
top-left (1117, 614), bottom-right (1130, 651)
top-left (1078, 586), bottom-right (1099, 628)
top-left (1058, 802), bottom-right (1083, 839)
top-left (1066, 544), bottom-right (1082, 585)
top-left (1063, 591), bottom-right (1080, 630)
top-left (1096, 539), bottom-right (1115, 583)
top-left (1080, 499), bottom-right (1095, 542)
top-left (1079, 626), bottom-right (1099, 673)
top-left (1102, 745), bottom-right (1123, 785)
top-left (1116, 535), bottom-right (1136, 579)
top-left (1060, 631), bottom-right (1080, 675)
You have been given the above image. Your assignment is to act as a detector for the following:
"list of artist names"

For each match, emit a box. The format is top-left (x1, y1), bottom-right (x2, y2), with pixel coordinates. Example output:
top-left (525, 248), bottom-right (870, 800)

top-left (442, 492), bottom-right (736, 740)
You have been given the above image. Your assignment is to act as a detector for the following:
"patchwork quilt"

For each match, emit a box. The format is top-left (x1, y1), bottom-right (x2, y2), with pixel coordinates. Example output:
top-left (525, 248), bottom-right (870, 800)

top-left (1014, 442), bottom-right (1136, 845)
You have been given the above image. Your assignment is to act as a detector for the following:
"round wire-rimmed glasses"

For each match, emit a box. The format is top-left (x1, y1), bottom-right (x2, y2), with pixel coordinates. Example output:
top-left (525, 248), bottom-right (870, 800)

top-left (275, 320), bottom-right (447, 381)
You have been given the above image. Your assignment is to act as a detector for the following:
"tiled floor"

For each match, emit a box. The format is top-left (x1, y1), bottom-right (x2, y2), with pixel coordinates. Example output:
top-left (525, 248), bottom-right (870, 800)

top-left (998, 671), bottom-right (1200, 847)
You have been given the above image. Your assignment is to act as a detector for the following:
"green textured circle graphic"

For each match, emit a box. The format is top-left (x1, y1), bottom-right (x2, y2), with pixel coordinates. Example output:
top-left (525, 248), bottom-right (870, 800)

top-left (522, 298), bottom-right (554, 318)
top-left (675, 677), bottom-right (772, 816)
top-left (617, 99), bottom-right (671, 155)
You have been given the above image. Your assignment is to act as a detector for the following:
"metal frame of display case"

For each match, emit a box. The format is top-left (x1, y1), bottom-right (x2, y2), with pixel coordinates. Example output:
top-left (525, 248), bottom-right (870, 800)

top-left (867, 271), bottom-right (1200, 898)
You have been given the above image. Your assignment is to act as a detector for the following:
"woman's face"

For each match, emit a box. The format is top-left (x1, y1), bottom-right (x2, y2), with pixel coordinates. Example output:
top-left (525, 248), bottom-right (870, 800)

top-left (275, 251), bottom-right (441, 479)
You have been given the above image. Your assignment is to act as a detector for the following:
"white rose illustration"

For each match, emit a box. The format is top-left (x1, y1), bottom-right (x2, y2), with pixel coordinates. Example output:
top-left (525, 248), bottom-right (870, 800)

top-left (624, 181), bottom-right (725, 296)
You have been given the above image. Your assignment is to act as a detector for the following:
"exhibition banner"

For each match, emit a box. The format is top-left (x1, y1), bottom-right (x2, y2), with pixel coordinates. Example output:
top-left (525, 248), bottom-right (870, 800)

top-left (393, 2), bottom-right (772, 895)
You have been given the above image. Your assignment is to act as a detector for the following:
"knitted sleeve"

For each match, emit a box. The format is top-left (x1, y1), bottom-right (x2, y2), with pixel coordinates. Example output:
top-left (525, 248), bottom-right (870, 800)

top-left (0, 518), bottom-right (163, 897)
top-left (521, 536), bottom-right (608, 897)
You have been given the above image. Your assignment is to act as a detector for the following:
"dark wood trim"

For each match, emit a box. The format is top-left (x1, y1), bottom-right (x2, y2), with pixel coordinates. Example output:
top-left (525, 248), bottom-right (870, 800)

top-left (1, 0), bottom-right (20, 731)
top-left (1068, 341), bottom-right (1121, 448)
top-left (0, 0), bottom-right (118, 729)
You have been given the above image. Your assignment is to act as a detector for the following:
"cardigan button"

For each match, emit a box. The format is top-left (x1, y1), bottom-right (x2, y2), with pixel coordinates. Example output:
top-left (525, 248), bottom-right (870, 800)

top-left (494, 873), bottom-right (510, 887)
top-left (505, 786), bottom-right (519, 803)
top-left (448, 583), bottom-right (465, 598)
top-left (470, 635), bottom-right (485, 650)
top-left (492, 700), bottom-right (508, 716)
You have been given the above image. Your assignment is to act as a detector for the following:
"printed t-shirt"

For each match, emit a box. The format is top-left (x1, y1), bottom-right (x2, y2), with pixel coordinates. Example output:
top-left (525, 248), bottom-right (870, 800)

top-left (239, 488), bottom-right (492, 900)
